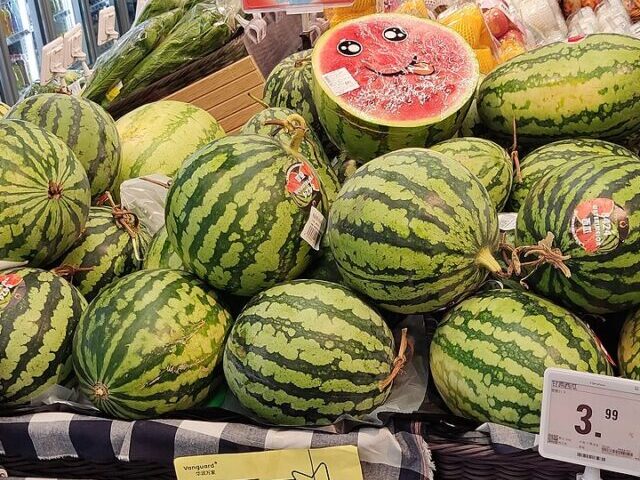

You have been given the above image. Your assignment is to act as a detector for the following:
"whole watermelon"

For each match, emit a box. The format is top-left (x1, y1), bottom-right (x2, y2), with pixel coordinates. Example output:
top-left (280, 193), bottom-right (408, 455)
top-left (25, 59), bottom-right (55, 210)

top-left (6, 94), bottom-right (121, 199)
top-left (478, 34), bottom-right (640, 145)
top-left (242, 107), bottom-right (340, 206)
top-left (430, 137), bottom-right (513, 211)
top-left (517, 154), bottom-right (640, 314)
top-left (144, 226), bottom-right (184, 270)
top-left (166, 134), bottom-right (329, 296)
top-left (223, 280), bottom-right (397, 425)
top-left (0, 120), bottom-right (91, 266)
top-left (73, 269), bottom-right (232, 419)
top-left (619, 310), bottom-right (640, 380)
top-left (57, 206), bottom-right (151, 301)
top-left (508, 139), bottom-right (638, 212)
top-left (115, 100), bottom-right (224, 194)
top-left (430, 289), bottom-right (612, 432)
top-left (0, 102), bottom-right (9, 117)
top-left (327, 148), bottom-right (500, 314)
top-left (1, 268), bottom-right (87, 406)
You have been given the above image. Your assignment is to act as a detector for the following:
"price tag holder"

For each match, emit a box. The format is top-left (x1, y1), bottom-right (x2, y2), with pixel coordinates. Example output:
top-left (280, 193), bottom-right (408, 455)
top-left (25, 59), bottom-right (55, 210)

top-left (539, 368), bottom-right (640, 477)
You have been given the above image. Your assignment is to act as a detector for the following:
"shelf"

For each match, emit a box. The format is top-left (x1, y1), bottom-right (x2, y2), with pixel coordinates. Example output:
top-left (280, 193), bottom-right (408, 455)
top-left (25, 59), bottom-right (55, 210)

top-left (6, 28), bottom-right (31, 46)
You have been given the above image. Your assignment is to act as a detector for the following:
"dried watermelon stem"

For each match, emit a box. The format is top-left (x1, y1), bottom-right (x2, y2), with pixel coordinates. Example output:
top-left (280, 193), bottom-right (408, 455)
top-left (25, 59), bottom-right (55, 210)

top-left (247, 92), bottom-right (269, 109)
top-left (511, 117), bottom-right (523, 183)
top-left (379, 328), bottom-right (408, 391)
top-left (96, 191), bottom-right (140, 240)
top-left (52, 264), bottom-right (94, 279)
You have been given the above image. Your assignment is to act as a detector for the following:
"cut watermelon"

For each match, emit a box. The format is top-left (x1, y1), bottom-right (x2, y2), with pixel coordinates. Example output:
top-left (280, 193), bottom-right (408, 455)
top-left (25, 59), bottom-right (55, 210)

top-left (312, 13), bottom-right (479, 162)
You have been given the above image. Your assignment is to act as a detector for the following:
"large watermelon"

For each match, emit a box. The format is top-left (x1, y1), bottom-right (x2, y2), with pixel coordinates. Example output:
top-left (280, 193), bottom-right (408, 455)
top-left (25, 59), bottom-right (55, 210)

top-left (312, 14), bottom-right (479, 162)
top-left (143, 226), bottom-right (184, 270)
top-left (6, 94), bottom-right (121, 199)
top-left (430, 289), bottom-right (612, 432)
top-left (478, 34), bottom-right (640, 145)
top-left (327, 148), bottom-right (500, 314)
top-left (0, 102), bottom-right (9, 117)
top-left (72, 269), bottom-right (232, 419)
top-left (0, 120), bottom-right (91, 266)
top-left (619, 310), bottom-right (640, 381)
top-left (115, 100), bottom-right (224, 194)
top-left (166, 134), bottom-right (329, 296)
top-left (223, 280), bottom-right (397, 425)
top-left (508, 139), bottom-right (638, 212)
top-left (242, 107), bottom-right (340, 206)
top-left (517, 155), bottom-right (640, 313)
top-left (430, 137), bottom-right (513, 211)
top-left (0, 268), bottom-right (87, 406)
top-left (57, 206), bottom-right (151, 301)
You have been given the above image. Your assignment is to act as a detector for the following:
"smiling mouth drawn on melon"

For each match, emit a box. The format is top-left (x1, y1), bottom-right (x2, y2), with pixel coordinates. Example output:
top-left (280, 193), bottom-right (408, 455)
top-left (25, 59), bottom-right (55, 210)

top-left (362, 55), bottom-right (435, 77)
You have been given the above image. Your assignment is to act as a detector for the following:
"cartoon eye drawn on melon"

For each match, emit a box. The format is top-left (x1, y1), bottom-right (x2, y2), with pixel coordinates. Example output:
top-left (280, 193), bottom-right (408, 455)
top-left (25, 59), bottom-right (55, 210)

top-left (383, 26), bottom-right (407, 42)
top-left (337, 40), bottom-right (362, 56)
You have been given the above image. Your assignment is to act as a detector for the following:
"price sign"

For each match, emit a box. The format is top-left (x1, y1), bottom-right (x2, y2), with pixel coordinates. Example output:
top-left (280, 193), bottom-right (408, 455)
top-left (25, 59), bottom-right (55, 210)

top-left (539, 368), bottom-right (640, 476)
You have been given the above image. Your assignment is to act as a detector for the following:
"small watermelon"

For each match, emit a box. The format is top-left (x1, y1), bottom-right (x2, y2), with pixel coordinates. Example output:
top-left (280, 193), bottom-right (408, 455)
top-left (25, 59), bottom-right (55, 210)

top-left (7, 93), bottom-right (122, 199)
top-left (223, 280), bottom-right (398, 425)
top-left (0, 120), bottom-right (91, 266)
top-left (430, 137), bottom-right (513, 211)
top-left (57, 206), bottom-right (151, 301)
top-left (430, 289), bottom-right (612, 432)
top-left (1, 268), bottom-right (87, 406)
top-left (312, 14), bottom-right (479, 162)
top-left (73, 269), bottom-right (232, 419)
top-left (166, 134), bottom-right (329, 296)
top-left (619, 310), bottom-right (640, 381)
top-left (0, 102), bottom-right (9, 118)
top-left (144, 226), bottom-right (184, 270)
top-left (328, 148), bottom-right (500, 314)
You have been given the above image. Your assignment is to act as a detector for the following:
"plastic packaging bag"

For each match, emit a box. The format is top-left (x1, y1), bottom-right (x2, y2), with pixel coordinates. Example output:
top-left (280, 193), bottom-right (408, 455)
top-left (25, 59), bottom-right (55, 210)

top-left (134, 0), bottom-right (202, 25)
top-left (120, 174), bottom-right (172, 235)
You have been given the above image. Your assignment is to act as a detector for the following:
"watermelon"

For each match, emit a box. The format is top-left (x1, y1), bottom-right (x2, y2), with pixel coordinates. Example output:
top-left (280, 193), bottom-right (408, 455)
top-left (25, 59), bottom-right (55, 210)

top-left (619, 310), bottom-right (640, 381)
top-left (223, 279), bottom-right (397, 425)
top-left (430, 289), bottom-right (612, 432)
top-left (0, 120), bottom-right (91, 266)
top-left (327, 148), bottom-right (500, 314)
top-left (144, 226), bottom-right (184, 270)
top-left (7, 93), bottom-right (122, 199)
top-left (478, 34), bottom-right (640, 145)
top-left (0, 268), bottom-right (87, 406)
top-left (312, 14), bottom-right (479, 162)
top-left (72, 269), bottom-right (232, 419)
top-left (508, 139), bottom-right (638, 212)
top-left (430, 137), bottom-right (513, 211)
top-left (517, 155), bottom-right (640, 314)
top-left (166, 134), bottom-right (329, 296)
top-left (115, 100), bottom-right (224, 194)
top-left (0, 102), bottom-right (9, 117)
top-left (263, 50), bottom-right (335, 154)
top-left (241, 107), bottom-right (340, 205)
top-left (57, 206), bottom-right (151, 301)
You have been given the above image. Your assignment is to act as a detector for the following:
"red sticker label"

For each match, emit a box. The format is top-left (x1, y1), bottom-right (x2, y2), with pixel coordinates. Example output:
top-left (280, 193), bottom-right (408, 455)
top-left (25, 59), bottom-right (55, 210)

top-left (0, 273), bottom-right (25, 310)
top-left (286, 161), bottom-right (321, 209)
top-left (571, 198), bottom-right (629, 253)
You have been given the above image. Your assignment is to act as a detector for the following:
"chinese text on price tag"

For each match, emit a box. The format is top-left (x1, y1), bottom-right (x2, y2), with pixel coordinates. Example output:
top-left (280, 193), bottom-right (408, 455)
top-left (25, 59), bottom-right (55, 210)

top-left (539, 368), bottom-right (640, 476)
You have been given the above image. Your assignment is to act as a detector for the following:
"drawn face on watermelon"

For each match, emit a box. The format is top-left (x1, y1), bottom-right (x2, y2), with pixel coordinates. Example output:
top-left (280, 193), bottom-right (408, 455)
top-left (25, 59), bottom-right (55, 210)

top-left (312, 14), bottom-right (479, 162)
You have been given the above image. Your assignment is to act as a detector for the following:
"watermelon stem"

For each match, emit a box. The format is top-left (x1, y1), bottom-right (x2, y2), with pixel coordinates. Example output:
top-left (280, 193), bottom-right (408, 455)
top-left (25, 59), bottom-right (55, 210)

top-left (379, 328), bottom-right (408, 391)
top-left (475, 247), bottom-right (502, 274)
top-left (52, 264), bottom-right (94, 279)
top-left (97, 191), bottom-right (141, 240)
top-left (47, 181), bottom-right (63, 200)
top-left (248, 92), bottom-right (269, 109)
top-left (510, 118), bottom-right (523, 183)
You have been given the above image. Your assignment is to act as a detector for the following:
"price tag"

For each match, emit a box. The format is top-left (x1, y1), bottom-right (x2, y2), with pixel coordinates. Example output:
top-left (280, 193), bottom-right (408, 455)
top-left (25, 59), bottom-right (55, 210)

top-left (174, 445), bottom-right (363, 480)
top-left (498, 212), bottom-right (517, 232)
top-left (301, 205), bottom-right (326, 251)
top-left (539, 368), bottom-right (640, 477)
top-left (322, 68), bottom-right (359, 96)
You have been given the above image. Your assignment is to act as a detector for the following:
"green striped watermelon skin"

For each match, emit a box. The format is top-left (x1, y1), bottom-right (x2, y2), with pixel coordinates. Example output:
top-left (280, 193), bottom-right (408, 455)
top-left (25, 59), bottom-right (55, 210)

top-left (0, 102), bottom-right (9, 118)
top-left (430, 289), bottom-right (612, 432)
top-left (143, 226), bottom-right (184, 270)
top-left (241, 107), bottom-right (340, 206)
top-left (619, 310), bottom-right (640, 380)
top-left (72, 269), bottom-right (232, 419)
top-left (7, 94), bottom-right (121, 199)
top-left (516, 155), bottom-right (640, 314)
top-left (0, 120), bottom-right (91, 266)
top-left (166, 134), bottom-right (329, 296)
top-left (58, 207), bottom-right (151, 301)
top-left (508, 139), bottom-right (638, 212)
top-left (223, 279), bottom-right (395, 425)
top-left (327, 148), bottom-right (500, 314)
top-left (478, 34), bottom-right (640, 145)
top-left (115, 101), bottom-right (224, 195)
top-left (430, 137), bottom-right (513, 211)
top-left (0, 268), bottom-right (87, 406)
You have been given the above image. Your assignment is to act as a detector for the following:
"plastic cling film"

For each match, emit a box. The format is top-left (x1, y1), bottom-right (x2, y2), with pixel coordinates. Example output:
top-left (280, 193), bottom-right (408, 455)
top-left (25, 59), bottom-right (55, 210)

top-left (120, 174), bottom-right (172, 235)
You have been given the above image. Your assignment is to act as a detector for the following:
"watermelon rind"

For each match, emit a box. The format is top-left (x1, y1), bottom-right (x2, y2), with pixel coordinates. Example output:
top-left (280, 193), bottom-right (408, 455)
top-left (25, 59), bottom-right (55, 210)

top-left (619, 310), bottom-right (640, 381)
top-left (144, 226), bottom-right (185, 270)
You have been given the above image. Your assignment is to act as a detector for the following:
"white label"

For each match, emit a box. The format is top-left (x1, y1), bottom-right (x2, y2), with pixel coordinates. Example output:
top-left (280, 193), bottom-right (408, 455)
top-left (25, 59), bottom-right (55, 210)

top-left (539, 368), bottom-right (640, 477)
top-left (498, 212), bottom-right (518, 232)
top-left (322, 68), bottom-right (359, 96)
top-left (300, 206), bottom-right (326, 251)
top-left (68, 80), bottom-right (82, 96)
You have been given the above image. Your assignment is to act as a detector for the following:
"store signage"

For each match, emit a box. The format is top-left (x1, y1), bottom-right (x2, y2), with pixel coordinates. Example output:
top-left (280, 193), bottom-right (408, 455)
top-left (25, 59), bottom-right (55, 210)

top-left (97, 6), bottom-right (119, 46)
top-left (40, 37), bottom-right (65, 85)
top-left (539, 368), bottom-right (640, 477)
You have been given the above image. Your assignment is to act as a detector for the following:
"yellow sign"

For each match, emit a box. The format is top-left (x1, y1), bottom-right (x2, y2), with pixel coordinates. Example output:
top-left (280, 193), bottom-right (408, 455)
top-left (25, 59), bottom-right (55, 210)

top-left (174, 445), bottom-right (363, 480)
